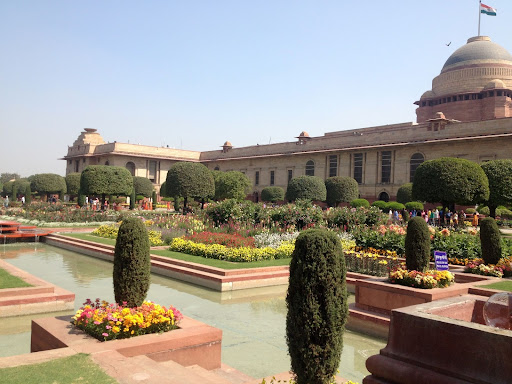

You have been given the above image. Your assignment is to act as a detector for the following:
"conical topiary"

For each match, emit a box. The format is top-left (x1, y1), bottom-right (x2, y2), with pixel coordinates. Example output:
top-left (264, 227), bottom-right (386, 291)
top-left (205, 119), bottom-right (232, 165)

top-left (480, 217), bottom-right (502, 265)
top-left (405, 216), bottom-right (431, 272)
top-left (113, 217), bottom-right (151, 307)
top-left (286, 229), bottom-right (348, 384)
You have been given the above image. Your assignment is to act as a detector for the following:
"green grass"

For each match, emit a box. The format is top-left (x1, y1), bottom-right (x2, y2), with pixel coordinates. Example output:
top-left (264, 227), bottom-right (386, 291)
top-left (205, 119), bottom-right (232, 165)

top-left (61, 233), bottom-right (291, 269)
top-left (0, 353), bottom-right (117, 384)
top-left (0, 268), bottom-right (32, 289)
top-left (478, 280), bottom-right (512, 292)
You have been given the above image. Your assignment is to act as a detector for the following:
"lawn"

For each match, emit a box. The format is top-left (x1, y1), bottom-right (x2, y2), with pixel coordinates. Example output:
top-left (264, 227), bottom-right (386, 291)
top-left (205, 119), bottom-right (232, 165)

top-left (0, 353), bottom-right (117, 384)
top-left (61, 233), bottom-right (291, 269)
top-left (478, 280), bottom-right (512, 292)
top-left (0, 268), bottom-right (32, 289)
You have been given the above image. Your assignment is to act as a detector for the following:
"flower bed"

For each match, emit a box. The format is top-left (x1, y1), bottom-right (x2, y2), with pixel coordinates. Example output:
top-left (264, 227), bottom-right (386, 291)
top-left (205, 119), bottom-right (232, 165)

top-left (345, 248), bottom-right (401, 277)
top-left (92, 223), bottom-right (164, 246)
top-left (389, 267), bottom-right (455, 289)
top-left (463, 256), bottom-right (512, 278)
top-left (185, 231), bottom-right (255, 248)
top-left (71, 299), bottom-right (182, 341)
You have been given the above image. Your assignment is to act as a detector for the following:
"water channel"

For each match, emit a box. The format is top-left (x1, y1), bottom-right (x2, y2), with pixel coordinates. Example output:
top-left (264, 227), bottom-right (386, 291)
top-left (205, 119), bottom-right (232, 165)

top-left (0, 243), bottom-right (385, 382)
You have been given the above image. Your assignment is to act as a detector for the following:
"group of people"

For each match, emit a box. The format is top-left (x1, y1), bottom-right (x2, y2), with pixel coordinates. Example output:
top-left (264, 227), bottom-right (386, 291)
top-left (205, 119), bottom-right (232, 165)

top-left (388, 208), bottom-right (470, 227)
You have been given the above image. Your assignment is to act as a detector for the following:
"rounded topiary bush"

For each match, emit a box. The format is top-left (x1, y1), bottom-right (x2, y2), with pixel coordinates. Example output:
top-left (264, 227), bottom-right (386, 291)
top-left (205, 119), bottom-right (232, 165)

top-left (350, 198), bottom-right (369, 208)
top-left (286, 229), bottom-right (348, 384)
top-left (480, 217), bottom-right (502, 265)
top-left (388, 202), bottom-right (405, 211)
top-left (405, 201), bottom-right (424, 211)
top-left (113, 217), bottom-right (151, 307)
top-left (324, 176), bottom-right (359, 207)
top-left (286, 176), bottom-right (327, 202)
top-left (371, 200), bottom-right (389, 211)
top-left (261, 186), bottom-right (285, 202)
top-left (405, 216), bottom-right (431, 272)
top-left (396, 183), bottom-right (413, 204)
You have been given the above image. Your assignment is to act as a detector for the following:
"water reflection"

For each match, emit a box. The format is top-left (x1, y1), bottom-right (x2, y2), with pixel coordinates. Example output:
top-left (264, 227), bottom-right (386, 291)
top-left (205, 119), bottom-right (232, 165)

top-left (0, 243), bottom-right (385, 382)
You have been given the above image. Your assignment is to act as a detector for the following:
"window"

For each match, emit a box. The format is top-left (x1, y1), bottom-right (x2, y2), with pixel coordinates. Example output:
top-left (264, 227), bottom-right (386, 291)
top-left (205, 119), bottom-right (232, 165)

top-left (329, 155), bottom-right (338, 177)
top-left (75, 160), bottom-right (79, 173)
top-left (378, 192), bottom-right (390, 202)
top-left (288, 169), bottom-right (293, 183)
top-left (381, 151), bottom-right (392, 183)
top-left (410, 153), bottom-right (425, 182)
top-left (126, 162), bottom-right (136, 176)
top-left (105, 161), bottom-right (110, 166)
top-left (305, 160), bottom-right (315, 176)
top-left (353, 153), bottom-right (363, 184)
top-left (255, 171), bottom-right (260, 185)
top-left (148, 160), bottom-right (157, 183)
top-left (270, 171), bottom-right (275, 186)
top-left (214, 166), bottom-right (220, 171)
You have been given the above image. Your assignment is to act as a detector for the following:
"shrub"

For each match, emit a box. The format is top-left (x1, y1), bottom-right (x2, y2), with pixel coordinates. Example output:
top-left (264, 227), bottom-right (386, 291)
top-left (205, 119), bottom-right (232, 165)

top-left (480, 217), bottom-right (502, 265)
top-left (113, 217), bottom-right (151, 307)
top-left (133, 176), bottom-right (154, 198)
top-left (30, 173), bottom-right (67, 200)
top-left (466, 208), bottom-right (476, 214)
top-left (387, 202), bottom-right (405, 211)
top-left (371, 200), bottom-right (389, 211)
top-left (65, 173), bottom-right (81, 197)
top-left (261, 186), bottom-right (285, 202)
top-left (212, 170), bottom-right (252, 201)
top-left (396, 183), bottom-right (413, 204)
top-left (350, 198), bottom-right (369, 208)
top-left (405, 201), bottom-right (424, 211)
top-left (286, 229), bottom-right (348, 384)
top-left (286, 176), bottom-right (326, 202)
top-left (324, 176), bottom-right (359, 207)
top-left (405, 216), bottom-right (431, 272)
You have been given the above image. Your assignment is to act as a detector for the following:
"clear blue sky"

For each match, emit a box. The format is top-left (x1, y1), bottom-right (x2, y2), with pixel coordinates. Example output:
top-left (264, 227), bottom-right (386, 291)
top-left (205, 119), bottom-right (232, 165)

top-left (1, 1), bottom-right (511, 177)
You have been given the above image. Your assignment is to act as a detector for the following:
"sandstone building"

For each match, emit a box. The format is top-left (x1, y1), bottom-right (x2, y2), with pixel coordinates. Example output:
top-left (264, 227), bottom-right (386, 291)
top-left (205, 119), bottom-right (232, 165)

top-left (63, 36), bottom-right (512, 202)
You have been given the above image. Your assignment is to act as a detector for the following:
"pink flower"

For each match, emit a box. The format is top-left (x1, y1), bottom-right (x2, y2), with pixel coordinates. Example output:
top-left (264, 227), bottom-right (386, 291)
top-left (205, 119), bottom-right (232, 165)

top-left (102, 333), bottom-right (109, 337)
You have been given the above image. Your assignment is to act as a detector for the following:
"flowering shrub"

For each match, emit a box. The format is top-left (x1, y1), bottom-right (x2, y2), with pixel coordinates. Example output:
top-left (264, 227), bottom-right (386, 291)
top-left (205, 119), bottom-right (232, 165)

top-left (185, 231), bottom-right (255, 248)
top-left (345, 248), bottom-right (401, 277)
top-left (1, 203), bottom-right (116, 223)
top-left (92, 223), bottom-right (164, 246)
top-left (254, 232), bottom-right (300, 248)
top-left (259, 376), bottom-right (357, 384)
top-left (389, 267), bottom-right (455, 289)
top-left (325, 206), bottom-right (383, 229)
top-left (464, 258), bottom-right (504, 278)
top-left (351, 225), bottom-right (405, 255)
top-left (169, 237), bottom-right (294, 262)
top-left (71, 299), bottom-right (183, 341)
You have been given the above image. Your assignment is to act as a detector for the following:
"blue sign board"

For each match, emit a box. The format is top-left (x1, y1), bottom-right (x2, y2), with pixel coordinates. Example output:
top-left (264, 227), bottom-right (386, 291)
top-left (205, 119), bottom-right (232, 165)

top-left (434, 251), bottom-right (449, 271)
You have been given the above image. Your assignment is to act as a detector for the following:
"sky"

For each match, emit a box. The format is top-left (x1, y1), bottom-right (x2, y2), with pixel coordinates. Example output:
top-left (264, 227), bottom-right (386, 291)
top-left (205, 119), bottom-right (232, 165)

top-left (1, 1), bottom-right (511, 177)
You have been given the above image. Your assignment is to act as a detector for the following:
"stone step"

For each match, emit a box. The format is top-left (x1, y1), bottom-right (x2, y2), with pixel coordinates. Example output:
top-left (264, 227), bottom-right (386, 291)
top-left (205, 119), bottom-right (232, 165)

top-left (0, 290), bottom-right (74, 307)
top-left (213, 363), bottom-right (255, 384)
top-left (188, 364), bottom-right (233, 384)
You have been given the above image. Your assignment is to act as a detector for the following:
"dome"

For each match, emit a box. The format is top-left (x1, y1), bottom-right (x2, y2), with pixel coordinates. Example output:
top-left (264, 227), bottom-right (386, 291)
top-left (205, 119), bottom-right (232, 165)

top-left (421, 90), bottom-right (436, 99)
top-left (298, 131), bottom-right (310, 138)
top-left (223, 141), bottom-right (232, 147)
top-left (483, 79), bottom-right (506, 90)
top-left (441, 36), bottom-right (512, 73)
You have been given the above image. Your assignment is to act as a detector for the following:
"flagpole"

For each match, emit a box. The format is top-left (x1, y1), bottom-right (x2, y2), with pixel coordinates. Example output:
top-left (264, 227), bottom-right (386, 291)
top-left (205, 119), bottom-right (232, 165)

top-left (478, 0), bottom-right (481, 36)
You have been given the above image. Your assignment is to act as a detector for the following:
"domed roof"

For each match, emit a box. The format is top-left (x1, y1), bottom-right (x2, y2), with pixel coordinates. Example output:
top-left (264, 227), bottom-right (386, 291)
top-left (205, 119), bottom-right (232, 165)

top-left (420, 90), bottom-right (436, 99)
top-left (298, 131), bottom-right (310, 138)
top-left (441, 36), bottom-right (512, 73)
top-left (483, 79), bottom-right (506, 90)
top-left (222, 141), bottom-right (232, 147)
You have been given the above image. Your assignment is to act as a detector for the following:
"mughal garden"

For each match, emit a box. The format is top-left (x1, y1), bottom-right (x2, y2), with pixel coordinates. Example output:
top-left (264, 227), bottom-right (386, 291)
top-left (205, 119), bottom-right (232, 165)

top-left (1, 156), bottom-right (512, 384)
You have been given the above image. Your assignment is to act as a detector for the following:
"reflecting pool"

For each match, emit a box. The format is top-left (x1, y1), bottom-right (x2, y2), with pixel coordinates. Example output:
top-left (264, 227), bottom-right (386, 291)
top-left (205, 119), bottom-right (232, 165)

top-left (0, 243), bottom-right (385, 382)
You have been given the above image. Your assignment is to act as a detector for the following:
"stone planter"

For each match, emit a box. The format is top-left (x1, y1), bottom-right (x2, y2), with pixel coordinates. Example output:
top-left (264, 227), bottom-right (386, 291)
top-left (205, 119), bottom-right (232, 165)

top-left (31, 315), bottom-right (222, 370)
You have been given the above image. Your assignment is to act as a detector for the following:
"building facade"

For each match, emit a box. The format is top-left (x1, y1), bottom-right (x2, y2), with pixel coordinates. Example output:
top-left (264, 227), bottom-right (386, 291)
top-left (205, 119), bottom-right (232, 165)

top-left (63, 36), bottom-right (512, 202)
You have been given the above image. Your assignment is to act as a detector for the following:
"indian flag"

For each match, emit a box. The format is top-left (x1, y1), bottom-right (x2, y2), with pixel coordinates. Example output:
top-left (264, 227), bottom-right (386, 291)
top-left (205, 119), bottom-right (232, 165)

top-left (480, 3), bottom-right (497, 16)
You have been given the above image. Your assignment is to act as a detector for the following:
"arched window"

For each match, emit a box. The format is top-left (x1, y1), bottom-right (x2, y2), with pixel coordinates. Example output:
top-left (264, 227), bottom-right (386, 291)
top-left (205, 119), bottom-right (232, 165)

top-left (126, 162), bottom-right (136, 176)
top-left (105, 161), bottom-right (110, 166)
top-left (305, 160), bottom-right (315, 176)
top-left (214, 166), bottom-right (220, 171)
top-left (378, 191), bottom-right (390, 202)
top-left (410, 153), bottom-right (425, 182)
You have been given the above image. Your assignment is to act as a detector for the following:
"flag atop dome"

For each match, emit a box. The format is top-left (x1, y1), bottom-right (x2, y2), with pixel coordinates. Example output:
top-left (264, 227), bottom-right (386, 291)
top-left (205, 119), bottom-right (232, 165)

top-left (480, 3), bottom-right (497, 16)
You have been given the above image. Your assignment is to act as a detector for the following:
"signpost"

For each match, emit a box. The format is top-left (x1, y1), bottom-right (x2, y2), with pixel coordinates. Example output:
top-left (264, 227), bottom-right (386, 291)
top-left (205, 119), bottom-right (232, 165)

top-left (434, 251), bottom-right (449, 271)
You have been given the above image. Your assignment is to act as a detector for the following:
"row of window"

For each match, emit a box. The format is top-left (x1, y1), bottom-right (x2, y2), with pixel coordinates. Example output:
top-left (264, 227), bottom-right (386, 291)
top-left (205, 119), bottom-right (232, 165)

top-left (420, 90), bottom-right (512, 107)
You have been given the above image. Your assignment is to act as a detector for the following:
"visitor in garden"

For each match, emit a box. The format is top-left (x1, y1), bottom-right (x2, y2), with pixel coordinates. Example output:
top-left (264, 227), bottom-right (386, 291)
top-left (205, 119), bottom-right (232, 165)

top-left (472, 211), bottom-right (480, 227)
top-left (452, 211), bottom-right (458, 227)
top-left (3, 196), bottom-right (8, 208)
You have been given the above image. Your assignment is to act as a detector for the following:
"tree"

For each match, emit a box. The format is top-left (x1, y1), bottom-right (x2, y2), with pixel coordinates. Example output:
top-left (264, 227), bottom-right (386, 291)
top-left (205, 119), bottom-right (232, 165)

top-left (324, 176), bottom-right (359, 207)
top-left (412, 157), bottom-right (489, 209)
top-left (405, 217), bottom-right (431, 272)
top-left (396, 183), bottom-right (413, 204)
top-left (0, 173), bottom-right (20, 185)
top-left (113, 217), bottom-right (151, 307)
top-left (65, 173), bottom-right (81, 199)
top-left (159, 181), bottom-right (168, 197)
top-left (3, 179), bottom-right (30, 198)
top-left (80, 165), bottom-right (133, 206)
top-left (480, 217), bottom-right (502, 265)
top-left (133, 176), bottom-right (154, 198)
top-left (212, 170), bottom-right (252, 201)
top-left (285, 176), bottom-right (326, 202)
top-left (30, 173), bottom-right (67, 201)
top-left (286, 229), bottom-right (348, 384)
top-left (261, 186), bottom-right (285, 202)
top-left (481, 159), bottom-right (512, 218)
top-left (165, 162), bottom-right (214, 212)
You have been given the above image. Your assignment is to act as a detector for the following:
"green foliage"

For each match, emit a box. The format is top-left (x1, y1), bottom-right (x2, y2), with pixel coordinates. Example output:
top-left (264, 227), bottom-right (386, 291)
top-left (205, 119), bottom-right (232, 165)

top-left (480, 217), bottom-right (502, 265)
top-left (388, 202), bottom-right (405, 211)
top-left (166, 162), bottom-right (215, 211)
top-left (325, 206), bottom-right (384, 230)
top-left (78, 192), bottom-right (86, 207)
top-left (152, 190), bottom-right (157, 205)
top-left (212, 170), bottom-right (252, 201)
top-left (412, 157), bottom-right (489, 206)
top-left (80, 166), bottom-right (133, 197)
top-left (0, 172), bottom-right (20, 185)
top-left (3, 179), bottom-right (30, 198)
top-left (477, 206), bottom-right (490, 215)
top-left (405, 201), bottom-right (424, 211)
top-left (206, 199), bottom-right (262, 226)
top-left (133, 176), bottom-right (154, 198)
top-left (286, 229), bottom-right (347, 384)
top-left (465, 208), bottom-right (476, 214)
top-left (481, 159), bottom-right (512, 218)
top-left (65, 173), bottom-right (81, 196)
top-left (324, 176), bottom-right (359, 207)
top-left (405, 217), bottom-right (431, 272)
top-left (261, 186), bottom-right (285, 202)
top-left (24, 184), bottom-right (32, 204)
top-left (30, 173), bottom-right (67, 198)
top-left (350, 198), bottom-right (369, 208)
top-left (351, 226), bottom-right (405, 255)
top-left (371, 200), bottom-right (388, 211)
top-left (285, 176), bottom-right (326, 202)
top-left (396, 183), bottom-right (413, 204)
top-left (113, 217), bottom-right (151, 307)
top-left (263, 200), bottom-right (324, 230)
top-left (129, 188), bottom-right (135, 210)
top-left (159, 181), bottom-right (168, 197)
